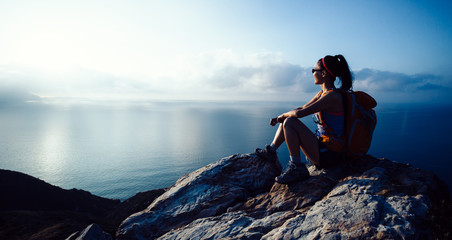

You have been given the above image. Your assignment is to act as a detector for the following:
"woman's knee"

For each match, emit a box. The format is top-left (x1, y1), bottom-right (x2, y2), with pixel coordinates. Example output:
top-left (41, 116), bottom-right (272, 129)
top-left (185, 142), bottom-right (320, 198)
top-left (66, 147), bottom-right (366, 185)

top-left (283, 117), bottom-right (313, 139)
top-left (283, 117), bottom-right (301, 128)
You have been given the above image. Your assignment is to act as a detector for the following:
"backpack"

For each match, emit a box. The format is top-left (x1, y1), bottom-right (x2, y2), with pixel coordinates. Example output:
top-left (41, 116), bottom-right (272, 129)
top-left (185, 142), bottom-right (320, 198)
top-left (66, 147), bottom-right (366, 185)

top-left (341, 90), bottom-right (377, 159)
top-left (317, 90), bottom-right (377, 159)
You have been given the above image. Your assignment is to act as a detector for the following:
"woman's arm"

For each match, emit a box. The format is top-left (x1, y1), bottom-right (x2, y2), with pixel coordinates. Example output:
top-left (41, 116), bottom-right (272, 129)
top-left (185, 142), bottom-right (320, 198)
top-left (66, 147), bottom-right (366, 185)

top-left (270, 91), bottom-right (341, 126)
top-left (295, 91), bottom-right (322, 110)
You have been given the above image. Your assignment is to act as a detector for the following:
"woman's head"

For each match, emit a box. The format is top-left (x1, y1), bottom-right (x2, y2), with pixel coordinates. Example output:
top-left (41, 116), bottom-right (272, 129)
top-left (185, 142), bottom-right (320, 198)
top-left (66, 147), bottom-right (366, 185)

top-left (316, 55), bottom-right (353, 91)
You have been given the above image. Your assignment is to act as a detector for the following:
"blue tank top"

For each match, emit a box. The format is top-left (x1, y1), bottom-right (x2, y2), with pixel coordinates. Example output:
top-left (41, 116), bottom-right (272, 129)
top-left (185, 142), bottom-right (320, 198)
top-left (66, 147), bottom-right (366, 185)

top-left (315, 110), bottom-right (344, 137)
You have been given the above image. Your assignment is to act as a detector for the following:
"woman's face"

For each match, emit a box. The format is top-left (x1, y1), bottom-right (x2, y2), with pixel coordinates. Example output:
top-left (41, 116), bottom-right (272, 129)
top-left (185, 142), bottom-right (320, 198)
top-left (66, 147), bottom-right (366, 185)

top-left (313, 62), bottom-right (324, 85)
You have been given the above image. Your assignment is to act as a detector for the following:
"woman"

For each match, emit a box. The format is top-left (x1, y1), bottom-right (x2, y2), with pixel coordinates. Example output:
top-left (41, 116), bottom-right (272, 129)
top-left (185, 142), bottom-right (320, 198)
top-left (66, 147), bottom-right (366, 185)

top-left (256, 54), bottom-right (353, 184)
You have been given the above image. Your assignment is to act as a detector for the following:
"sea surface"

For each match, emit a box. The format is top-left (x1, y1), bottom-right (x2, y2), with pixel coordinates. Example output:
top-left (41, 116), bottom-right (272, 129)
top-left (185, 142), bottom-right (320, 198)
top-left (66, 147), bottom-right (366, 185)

top-left (1, 101), bottom-right (451, 200)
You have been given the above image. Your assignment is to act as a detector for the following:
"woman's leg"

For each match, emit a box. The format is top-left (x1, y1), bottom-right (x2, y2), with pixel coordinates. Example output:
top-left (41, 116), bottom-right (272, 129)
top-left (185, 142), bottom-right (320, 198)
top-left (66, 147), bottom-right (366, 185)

top-left (283, 117), bottom-right (320, 166)
top-left (273, 117), bottom-right (315, 184)
top-left (255, 124), bottom-right (284, 158)
top-left (271, 123), bottom-right (285, 149)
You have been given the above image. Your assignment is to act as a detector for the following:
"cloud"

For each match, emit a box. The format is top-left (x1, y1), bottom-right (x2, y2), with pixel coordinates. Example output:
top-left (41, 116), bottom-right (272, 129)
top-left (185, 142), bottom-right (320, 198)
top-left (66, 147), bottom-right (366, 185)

top-left (0, 86), bottom-right (40, 105)
top-left (417, 83), bottom-right (442, 90)
top-left (353, 68), bottom-right (451, 103)
top-left (353, 68), bottom-right (448, 92)
top-left (182, 52), bottom-right (452, 103)
top-left (201, 62), bottom-right (308, 91)
top-left (180, 50), bottom-right (317, 96)
top-left (0, 51), bottom-right (451, 104)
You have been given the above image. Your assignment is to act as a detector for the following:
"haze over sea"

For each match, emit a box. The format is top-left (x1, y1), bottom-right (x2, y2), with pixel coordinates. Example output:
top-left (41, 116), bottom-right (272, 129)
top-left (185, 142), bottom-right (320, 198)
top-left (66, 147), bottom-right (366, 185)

top-left (1, 100), bottom-right (451, 200)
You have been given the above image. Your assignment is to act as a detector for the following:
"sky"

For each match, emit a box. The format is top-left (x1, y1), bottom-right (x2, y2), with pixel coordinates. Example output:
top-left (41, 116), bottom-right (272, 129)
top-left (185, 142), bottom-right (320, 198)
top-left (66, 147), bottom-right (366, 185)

top-left (0, 0), bottom-right (451, 104)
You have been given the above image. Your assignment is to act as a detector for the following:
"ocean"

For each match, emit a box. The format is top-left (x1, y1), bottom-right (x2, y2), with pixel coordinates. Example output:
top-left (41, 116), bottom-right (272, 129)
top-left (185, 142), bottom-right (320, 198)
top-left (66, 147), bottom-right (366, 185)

top-left (1, 101), bottom-right (451, 200)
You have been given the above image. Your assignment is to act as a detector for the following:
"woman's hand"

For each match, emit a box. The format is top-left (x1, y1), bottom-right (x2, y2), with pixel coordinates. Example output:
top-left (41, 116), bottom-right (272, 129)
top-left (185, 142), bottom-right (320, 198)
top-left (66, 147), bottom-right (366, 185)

top-left (270, 117), bottom-right (278, 126)
top-left (270, 115), bottom-right (286, 126)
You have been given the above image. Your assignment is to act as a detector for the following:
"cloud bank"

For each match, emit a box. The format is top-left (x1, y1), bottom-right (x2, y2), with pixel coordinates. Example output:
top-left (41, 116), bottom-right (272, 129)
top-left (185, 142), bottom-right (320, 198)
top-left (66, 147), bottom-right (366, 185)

top-left (352, 68), bottom-right (451, 103)
top-left (0, 50), bottom-right (450, 105)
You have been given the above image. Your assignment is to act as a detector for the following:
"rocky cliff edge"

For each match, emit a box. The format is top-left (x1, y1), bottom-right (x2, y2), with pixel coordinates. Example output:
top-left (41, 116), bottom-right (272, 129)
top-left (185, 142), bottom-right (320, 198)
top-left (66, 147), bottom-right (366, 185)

top-left (114, 153), bottom-right (450, 240)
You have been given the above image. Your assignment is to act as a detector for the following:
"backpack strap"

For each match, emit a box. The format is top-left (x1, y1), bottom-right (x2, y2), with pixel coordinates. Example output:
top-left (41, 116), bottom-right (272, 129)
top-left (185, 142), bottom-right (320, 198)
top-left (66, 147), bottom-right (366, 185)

top-left (340, 90), bottom-right (349, 139)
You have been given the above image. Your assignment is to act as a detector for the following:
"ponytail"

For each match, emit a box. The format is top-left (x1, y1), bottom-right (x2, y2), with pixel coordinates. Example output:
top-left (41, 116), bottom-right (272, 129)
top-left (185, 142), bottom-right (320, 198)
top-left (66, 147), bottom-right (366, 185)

top-left (320, 54), bottom-right (353, 91)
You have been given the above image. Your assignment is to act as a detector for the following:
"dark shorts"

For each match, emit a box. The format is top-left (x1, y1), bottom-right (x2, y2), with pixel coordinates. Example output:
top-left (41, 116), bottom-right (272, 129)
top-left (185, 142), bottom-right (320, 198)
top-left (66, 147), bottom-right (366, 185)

top-left (316, 138), bottom-right (345, 169)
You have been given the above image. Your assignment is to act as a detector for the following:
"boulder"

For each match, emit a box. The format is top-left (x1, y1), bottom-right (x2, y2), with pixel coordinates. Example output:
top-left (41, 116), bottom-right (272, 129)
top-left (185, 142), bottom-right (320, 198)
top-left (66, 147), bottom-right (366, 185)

top-left (116, 153), bottom-right (282, 239)
top-left (66, 223), bottom-right (113, 240)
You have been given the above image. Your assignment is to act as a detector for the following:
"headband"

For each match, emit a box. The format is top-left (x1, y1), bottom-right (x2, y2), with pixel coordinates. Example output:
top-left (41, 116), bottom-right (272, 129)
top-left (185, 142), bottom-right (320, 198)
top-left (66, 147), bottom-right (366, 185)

top-left (322, 58), bottom-right (336, 78)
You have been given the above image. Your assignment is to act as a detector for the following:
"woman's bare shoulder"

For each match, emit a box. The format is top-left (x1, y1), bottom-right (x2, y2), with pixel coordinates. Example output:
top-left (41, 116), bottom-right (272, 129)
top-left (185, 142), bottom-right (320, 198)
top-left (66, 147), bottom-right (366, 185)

top-left (321, 90), bottom-right (342, 100)
top-left (320, 90), bottom-right (343, 111)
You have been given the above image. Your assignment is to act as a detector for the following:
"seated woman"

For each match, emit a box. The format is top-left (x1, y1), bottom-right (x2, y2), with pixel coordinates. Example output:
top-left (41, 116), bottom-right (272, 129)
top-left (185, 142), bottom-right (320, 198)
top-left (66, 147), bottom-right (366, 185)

top-left (256, 54), bottom-right (353, 184)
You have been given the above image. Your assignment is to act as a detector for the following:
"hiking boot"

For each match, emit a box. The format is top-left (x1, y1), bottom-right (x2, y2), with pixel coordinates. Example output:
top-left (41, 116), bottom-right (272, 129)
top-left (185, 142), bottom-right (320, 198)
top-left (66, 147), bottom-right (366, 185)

top-left (255, 145), bottom-right (277, 161)
top-left (275, 161), bottom-right (310, 184)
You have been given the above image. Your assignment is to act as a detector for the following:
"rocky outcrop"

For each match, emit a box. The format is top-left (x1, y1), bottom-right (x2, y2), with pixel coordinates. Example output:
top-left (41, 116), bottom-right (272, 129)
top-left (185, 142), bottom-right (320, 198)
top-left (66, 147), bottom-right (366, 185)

top-left (116, 153), bottom-right (450, 240)
top-left (117, 153), bottom-right (282, 239)
top-left (0, 169), bottom-right (120, 214)
top-left (0, 169), bottom-right (164, 240)
top-left (0, 169), bottom-right (119, 240)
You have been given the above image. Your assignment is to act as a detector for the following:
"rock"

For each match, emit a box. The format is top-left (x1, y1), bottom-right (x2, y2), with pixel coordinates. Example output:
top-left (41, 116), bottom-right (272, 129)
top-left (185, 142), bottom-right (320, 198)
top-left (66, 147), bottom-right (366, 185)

top-left (0, 170), bottom-right (165, 240)
top-left (117, 154), bottom-right (450, 239)
top-left (0, 169), bottom-right (121, 240)
top-left (66, 223), bottom-right (113, 240)
top-left (106, 189), bottom-right (166, 229)
top-left (116, 153), bottom-right (282, 239)
top-left (0, 169), bottom-right (119, 214)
